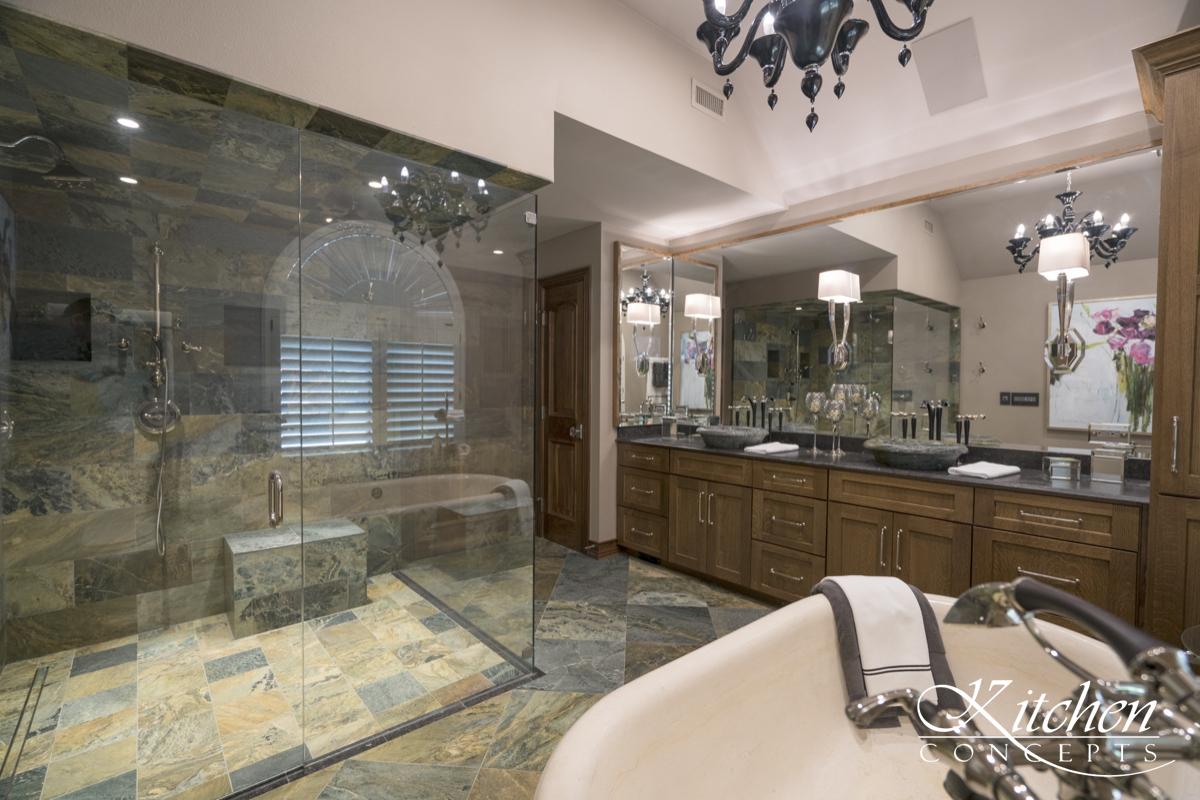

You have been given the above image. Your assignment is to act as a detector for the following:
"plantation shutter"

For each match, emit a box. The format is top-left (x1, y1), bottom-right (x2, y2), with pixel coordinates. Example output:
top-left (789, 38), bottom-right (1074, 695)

top-left (281, 336), bottom-right (374, 453)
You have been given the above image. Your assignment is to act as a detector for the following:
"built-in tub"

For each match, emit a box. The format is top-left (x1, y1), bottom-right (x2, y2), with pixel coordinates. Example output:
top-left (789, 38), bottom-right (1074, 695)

top-left (330, 473), bottom-right (533, 574)
top-left (537, 594), bottom-right (1200, 799)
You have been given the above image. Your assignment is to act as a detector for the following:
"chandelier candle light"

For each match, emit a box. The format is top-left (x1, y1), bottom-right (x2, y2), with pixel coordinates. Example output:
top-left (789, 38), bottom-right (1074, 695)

top-left (697, 0), bottom-right (936, 130)
top-left (372, 166), bottom-right (492, 265)
top-left (818, 269), bottom-right (861, 372)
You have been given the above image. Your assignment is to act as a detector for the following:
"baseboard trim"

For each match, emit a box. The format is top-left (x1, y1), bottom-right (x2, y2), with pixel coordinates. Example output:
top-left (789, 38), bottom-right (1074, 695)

top-left (589, 540), bottom-right (620, 559)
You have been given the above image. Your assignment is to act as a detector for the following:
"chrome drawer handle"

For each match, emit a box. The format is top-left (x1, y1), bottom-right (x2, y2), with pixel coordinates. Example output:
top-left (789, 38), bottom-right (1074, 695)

top-left (708, 492), bottom-right (714, 525)
top-left (1016, 566), bottom-right (1080, 588)
top-left (769, 568), bottom-right (805, 583)
top-left (879, 525), bottom-right (888, 568)
top-left (894, 528), bottom-right (903, 573)
top-left (631, 454), bottom-right (656, 462)
top-left (770, 472), bottom-right (807, 486)
top-left (769, 515), bottom-right (806, 530)
top-left (630, 486), bottom-right (656, 496)
top-left (630, 527), bottom-right (655, 538)
top-left (1172, 415), bottom-right (1180, 474)
top-left (1017, 509), bottom-right (1083, 526)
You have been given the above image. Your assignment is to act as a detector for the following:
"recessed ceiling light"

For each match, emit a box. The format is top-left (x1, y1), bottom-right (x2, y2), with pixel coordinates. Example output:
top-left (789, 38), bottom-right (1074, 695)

top-left (116, 117), bottom-right (140, 129)
top-left (119, 176), bottom-right (138, 185)
top-left (492, 249), bottom-right (504, 255)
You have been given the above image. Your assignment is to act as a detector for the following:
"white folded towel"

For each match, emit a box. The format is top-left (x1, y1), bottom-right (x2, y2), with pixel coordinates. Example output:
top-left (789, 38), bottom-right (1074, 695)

top-left (948, 461), bottom-right (1021, 479)
top-left (744, 441), bottom-right (799, 455)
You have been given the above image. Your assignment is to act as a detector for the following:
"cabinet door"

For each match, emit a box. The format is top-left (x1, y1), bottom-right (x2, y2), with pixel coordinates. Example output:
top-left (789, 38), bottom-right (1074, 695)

top-left (1147, 494), bottom-right (1200, 643)
top-left (827, 503), bottom-right (891, 577)
top-left (707, 481), bottom-right (752, 585)
top-left (668, 475), bottom-right (708, 573)
top-left (972, 527), bottom-right (1138, 623)
top-left (893, 514), bottom-right (971, 598)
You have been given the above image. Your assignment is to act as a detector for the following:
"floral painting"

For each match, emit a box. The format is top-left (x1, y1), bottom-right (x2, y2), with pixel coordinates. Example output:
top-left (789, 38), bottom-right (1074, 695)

top-left (1047, 295), bottom-right (1155, 432)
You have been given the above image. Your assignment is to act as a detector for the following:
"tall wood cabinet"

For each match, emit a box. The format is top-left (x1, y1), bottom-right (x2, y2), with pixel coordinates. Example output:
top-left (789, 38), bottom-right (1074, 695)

top-left (1135, 29), bottom-right (1200, 642)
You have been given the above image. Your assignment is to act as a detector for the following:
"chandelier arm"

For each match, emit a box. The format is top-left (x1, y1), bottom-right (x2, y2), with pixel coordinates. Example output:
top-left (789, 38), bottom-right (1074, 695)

top-left (711, 4), bottom-right (776, 76)
top-left (864, 0), bottom-right (932, 42)
top-left (702, 0), bottom-right (756, 27)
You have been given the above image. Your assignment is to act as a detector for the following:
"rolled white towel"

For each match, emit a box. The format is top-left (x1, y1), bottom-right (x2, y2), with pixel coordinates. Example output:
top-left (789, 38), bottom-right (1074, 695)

top-left (744, 441), bottom-right (800, 455)
top-left (948, 461), bottom-right (1021, 479)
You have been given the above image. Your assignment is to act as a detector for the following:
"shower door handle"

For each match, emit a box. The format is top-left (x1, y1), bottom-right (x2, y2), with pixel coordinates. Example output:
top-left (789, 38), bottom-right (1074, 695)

top-left (267, 471), bottom-right (284, 528)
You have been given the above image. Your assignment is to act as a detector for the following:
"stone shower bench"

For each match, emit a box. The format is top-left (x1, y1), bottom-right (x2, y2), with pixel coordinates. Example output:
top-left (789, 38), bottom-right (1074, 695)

top-left (223, 519), bottom-right (368, 639)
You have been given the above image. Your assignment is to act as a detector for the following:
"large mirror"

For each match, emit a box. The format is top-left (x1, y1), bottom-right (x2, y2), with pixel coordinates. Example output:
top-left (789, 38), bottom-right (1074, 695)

top-left (696, 145), bottom-right (1159, 452)
top-left (614, 244), bottom-right (721, 427)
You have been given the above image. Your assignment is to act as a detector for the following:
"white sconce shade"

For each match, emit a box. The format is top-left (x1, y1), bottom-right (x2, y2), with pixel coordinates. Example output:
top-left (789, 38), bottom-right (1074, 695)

top-left (1038, 232), bottom-right (1090, 282)
top-left (626, 302), bottom-right (661, 326)
top-left (817, 270), bottom-right (862, 303)
top-left (683, 293), bottom-right (722, 320)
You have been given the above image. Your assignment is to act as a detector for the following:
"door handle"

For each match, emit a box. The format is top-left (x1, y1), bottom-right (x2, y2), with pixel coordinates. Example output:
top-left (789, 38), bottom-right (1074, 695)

top-left (707, 492), bottom-right (714, 526)
top-left (894, 528), bottom-right (903, 573)
top-left (1172, 415), bottom-right (1180, 474)
top-left (878, 525), bottom-right (888, 569)
top-left (267, 471), bottom-right (284, 528)
top-left (770, 515), bottom-right (806, 530)
top-left (568, 423), bottom-right (584, 440)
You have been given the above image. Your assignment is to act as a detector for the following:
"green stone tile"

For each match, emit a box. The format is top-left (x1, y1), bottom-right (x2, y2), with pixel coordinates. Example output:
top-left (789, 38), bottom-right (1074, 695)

top-left (323, 761), bottom-right (474, 800)
top-left (0, 6), bottom-right (126, 80)
top-left (127, 46), bottom-right (230, 107)
top-left (304, 108), bottom-right (388, 149)
top-left (225, 81), bottom-right (316, 129)
top-left (484, 168), bottom-right (548, 193)
top-left (436, 150), bottom-right (504, 181)
top-left (482, 690), bottom-right (598, 771)
top-left (468, 768), bottom-right (539, 800)
top-left (373, 131), bottom-right (452, 167)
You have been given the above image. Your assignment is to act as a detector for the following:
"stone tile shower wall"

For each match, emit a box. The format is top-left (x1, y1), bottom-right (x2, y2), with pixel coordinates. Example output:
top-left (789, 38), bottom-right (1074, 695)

top-left (0, 6), bottom-right (540, 663)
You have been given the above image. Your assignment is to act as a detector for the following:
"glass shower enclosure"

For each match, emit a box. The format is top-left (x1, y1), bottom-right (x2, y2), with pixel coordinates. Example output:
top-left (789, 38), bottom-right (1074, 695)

top-left (0, 6), bottom-right (536, 797)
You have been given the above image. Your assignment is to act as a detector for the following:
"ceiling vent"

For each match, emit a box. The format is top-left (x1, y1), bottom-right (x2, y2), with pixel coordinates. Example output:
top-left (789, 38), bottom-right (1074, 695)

top-left (691, 79), bottom-right (726, 120)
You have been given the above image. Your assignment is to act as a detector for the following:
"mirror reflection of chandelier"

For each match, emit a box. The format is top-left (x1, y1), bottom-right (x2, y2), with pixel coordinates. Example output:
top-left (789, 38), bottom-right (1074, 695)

top-left (371, 166), bottom-right (492, 264)
top-left (622, 271), bottom-right (672, 378)
top-left (620, 270), bottom-right (672, 317)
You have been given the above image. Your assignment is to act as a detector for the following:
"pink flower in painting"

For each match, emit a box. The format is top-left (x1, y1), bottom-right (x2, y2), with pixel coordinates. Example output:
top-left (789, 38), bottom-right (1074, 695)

top-left (1130, 341), bottom-right (1153, 366)
top-left (1107, 334), bottom-right (1127, 352)
top-left (1094, 320), bottom-right (1114, 335)
top-left (1092, 308), bottom-right (1117, 322)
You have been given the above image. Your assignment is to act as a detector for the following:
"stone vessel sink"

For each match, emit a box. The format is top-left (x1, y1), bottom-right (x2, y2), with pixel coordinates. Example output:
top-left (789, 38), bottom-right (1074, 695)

top-left (697, 426), bottom-right (769, 450)
top-left (863, 437), bottom-right (967, 471)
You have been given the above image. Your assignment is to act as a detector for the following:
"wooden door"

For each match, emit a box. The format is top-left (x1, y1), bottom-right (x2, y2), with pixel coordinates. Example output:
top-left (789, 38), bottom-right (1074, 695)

top-left (827, 503), bottom-right (891, 577)
top-left (1147, 494), bottom-right (1200, 643)
top-left (539, 269), bottom-right (589, 551)
top-left (893, 514), bottom-right (971, 598)
top-left (971, 527), bottom-right (1138, 624)
top-left (707, 481), bottom-right (752, 585)
top-left (668, 475), bottom-right (708, 573)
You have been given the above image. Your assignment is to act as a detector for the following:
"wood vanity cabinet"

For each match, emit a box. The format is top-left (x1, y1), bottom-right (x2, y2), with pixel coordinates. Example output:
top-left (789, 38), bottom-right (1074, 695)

top-left (667, 474), bottom-right (751, 584)
top-left (827, 502), bottom-right (971, 597)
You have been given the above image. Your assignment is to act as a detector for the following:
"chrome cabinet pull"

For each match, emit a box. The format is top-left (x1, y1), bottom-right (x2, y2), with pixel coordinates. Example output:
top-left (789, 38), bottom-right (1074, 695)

top-left (631, 453), bottom-right (656, 462)
top-left (879, 525), bottom-right (888, 568)
top-left (698, 490), bottom-right (705, 524)
top-left (770, 515), bottom-right (806, 530)
top-left (769, 567), bottom-right (805, 583)
top-left (771, 472), bottom-right (807, 486)
top-left (707, 492), bottom-right (714, 525)
top-left (267, 471), bottom-right (284, 528)
top-left (894, 528), bottom-right (903, 573)
top-left (1172, 415), bottom-right (1180, 474)
top-left (1017, 509), bottom-right (1083, 526)
top-left (630, 527), bottom-right (655, 538)
top-left (630, 486), bottom-right (656, 496)
top-left (1016, 566), bottom-right (1080, 588)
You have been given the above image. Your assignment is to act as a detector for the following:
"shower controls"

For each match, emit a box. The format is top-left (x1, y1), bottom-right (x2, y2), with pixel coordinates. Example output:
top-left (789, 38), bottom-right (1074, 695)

top-left (0, 409), bottom-right (13, 440)
top-left (180, 340), bottom-right (202, 353)
top-left (267, 471), bottom-right (284, 528)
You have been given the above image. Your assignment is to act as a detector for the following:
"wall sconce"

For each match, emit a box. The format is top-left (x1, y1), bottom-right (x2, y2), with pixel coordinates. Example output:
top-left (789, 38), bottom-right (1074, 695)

top-left (817, 269), bottom-right (861, 372)
top-left (626, 301), bottom-right (661, 377)
top-left (683, 293), bottom-right (721, 375)
top-left (1038, 232), bottom-right (1090, 375)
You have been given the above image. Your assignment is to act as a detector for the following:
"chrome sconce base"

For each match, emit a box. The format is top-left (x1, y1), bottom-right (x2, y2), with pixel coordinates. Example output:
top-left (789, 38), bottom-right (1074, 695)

top-left (1044, 273), bottom-right (1086, 375)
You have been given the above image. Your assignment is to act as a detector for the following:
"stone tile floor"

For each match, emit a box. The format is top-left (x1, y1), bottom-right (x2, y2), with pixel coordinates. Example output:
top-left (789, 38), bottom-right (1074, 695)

top-left (0, 572), bottom-right (527, 800)
top-left (258, 541), bottom-right (772, 800)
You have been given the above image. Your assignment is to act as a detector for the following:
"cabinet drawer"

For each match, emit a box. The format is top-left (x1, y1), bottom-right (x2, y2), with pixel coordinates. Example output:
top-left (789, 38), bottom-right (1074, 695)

top-left (753, 461), bottom-right (827, 499)
top-left (974, 490), bottom-right (1140, 551)
top-left (752, 490), bottom-right (827, 555)
top-left (829, 470), bottom-right (974, 524)
top-left (971, 527), bottom-right (1137, 623)
top-left (671, 450), bottom-right (753, 486)
top-left (619, 468), bottom-right (668, 515)
top-left (617, 507), bottom-right (666, 558)
top-left (751, 542), bottom-right (824, 602)
top-left (618, 443), bottom-right (669, 473)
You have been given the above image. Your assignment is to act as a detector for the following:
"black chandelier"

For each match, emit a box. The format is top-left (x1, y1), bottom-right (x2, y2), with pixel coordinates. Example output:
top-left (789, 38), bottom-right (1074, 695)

top-left (1005, 171), bottom-right (1138, 273)
top-left (696, 0), bottom-right (935, 131)
top-left (371, 167), bottom-right (492, 260)
top-left (620, 270), bottom-right (672, 316)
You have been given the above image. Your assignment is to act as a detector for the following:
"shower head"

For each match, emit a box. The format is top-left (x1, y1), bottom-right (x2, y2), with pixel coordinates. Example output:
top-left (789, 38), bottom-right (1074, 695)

top-left (0, 134), bottom-right (94, 187)
top-left (942, 581), bottom-right (1024, 628)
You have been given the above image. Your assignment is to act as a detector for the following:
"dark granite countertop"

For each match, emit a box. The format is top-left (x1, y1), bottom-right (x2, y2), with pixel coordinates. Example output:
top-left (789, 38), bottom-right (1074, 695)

top-left (625, 435), bottom-right (1150, 507)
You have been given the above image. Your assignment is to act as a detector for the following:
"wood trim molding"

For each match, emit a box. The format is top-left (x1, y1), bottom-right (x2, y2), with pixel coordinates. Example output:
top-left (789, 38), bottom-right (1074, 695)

top-left (1134, 27), bottom-right (1200, 122)
top-left (589, 539), bottom-right (620, 559)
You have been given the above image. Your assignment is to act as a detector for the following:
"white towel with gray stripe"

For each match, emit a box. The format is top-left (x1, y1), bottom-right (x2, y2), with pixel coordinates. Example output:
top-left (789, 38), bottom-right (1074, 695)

top-left (811, 575), bottom-right (962, 727)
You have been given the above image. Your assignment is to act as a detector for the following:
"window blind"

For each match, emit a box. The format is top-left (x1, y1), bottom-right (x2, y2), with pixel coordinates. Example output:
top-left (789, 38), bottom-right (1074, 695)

top-left (386, 342), bottom-right (456, 444)
top-left (281, 336), bottom-right (373, 453)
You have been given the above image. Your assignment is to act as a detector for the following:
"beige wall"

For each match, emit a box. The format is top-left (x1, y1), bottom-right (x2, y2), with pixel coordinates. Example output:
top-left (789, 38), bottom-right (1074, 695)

top-left (959, 257), bottom-right (1158, 448)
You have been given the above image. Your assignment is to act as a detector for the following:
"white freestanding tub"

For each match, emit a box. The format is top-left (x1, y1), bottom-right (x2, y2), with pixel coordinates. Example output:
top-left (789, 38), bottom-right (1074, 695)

top-left (537, 594), bottom-right (1200, 799)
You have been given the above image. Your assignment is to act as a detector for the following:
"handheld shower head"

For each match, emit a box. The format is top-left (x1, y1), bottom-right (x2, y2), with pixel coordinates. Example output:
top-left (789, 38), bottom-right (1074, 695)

top-left (0, 134), bottom-right (94, 187)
